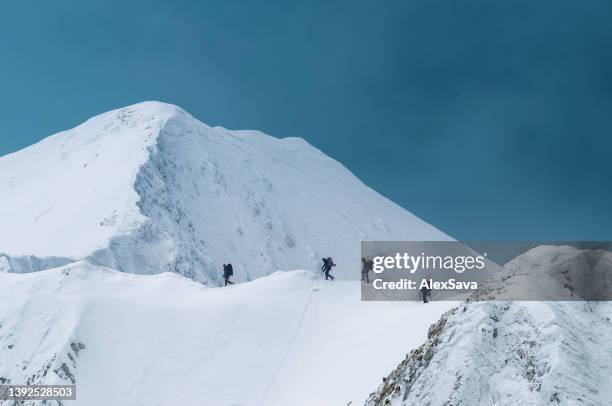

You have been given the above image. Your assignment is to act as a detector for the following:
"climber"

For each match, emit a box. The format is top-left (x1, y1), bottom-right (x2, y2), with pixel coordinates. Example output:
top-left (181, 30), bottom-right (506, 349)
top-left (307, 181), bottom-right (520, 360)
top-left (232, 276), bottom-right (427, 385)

top-left (321, 257), bottom-right (329, 274)
top-left (223, 263), bottom-right (234, 286)
top-left (361, 257), bottom-right (373, 283)
top-left (420, 285), bottom-right (431, 303)
top-left (322, 257), bottom-right (335, 281)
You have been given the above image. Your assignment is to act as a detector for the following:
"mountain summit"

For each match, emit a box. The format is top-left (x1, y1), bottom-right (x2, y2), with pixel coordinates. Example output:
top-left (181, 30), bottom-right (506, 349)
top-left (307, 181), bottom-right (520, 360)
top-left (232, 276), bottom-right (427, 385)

top-left (0, 101), bottom-right (449, 282)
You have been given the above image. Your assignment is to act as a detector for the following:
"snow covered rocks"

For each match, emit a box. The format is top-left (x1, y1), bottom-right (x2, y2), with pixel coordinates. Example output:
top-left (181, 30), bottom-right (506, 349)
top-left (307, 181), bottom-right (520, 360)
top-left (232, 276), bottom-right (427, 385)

top-left (0, 101), bottom-right (449, 283)
top-left (365, 245), bottom-right (612, 406)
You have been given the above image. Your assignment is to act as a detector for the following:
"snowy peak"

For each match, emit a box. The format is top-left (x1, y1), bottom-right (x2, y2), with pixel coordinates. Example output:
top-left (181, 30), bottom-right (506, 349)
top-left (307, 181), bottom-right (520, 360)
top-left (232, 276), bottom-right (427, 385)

top-left (472, 245), bottom-right (612, 301)
top-left (0, 102), bottom-right (181, 258)
top-left (0, 101), bottom-right (450, 283)
top-left (367, 299), bottom-right (612, 406)
top-left (365, 245), bottom-right (612, 406)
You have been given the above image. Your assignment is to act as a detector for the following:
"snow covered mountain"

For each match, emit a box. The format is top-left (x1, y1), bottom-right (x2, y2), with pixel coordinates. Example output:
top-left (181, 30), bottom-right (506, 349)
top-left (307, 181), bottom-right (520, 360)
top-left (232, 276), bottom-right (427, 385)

top-left (3, 103), bottom-right (604, 406)
top-left (364, 245), bottom-right (612, 405)
top-left (0, 102), bottom-right (457, 404)
top-left (0, 262), bottom-right (455, 406)
top-left (0, 101), bottom-right (449, 283)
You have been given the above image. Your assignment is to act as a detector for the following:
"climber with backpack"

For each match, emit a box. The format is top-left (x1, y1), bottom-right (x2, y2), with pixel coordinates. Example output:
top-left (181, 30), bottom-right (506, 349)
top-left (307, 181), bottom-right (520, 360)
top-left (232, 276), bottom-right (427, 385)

top-left (223, 263), bottom-right (234, 286)
top-left (322, 257), bottom-right (336, 280)
top-left (321, 257), bottom-right (329, 274)
top-left (420, 285), bottom-right (431, 303)
top-left (361, 257), bottom-right (373, 283)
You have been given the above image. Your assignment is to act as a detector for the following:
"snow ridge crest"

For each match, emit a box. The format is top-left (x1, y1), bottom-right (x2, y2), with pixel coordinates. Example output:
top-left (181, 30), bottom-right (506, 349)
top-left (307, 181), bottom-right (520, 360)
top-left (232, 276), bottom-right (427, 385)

top-left (0, 101), bottom-right (449, 282)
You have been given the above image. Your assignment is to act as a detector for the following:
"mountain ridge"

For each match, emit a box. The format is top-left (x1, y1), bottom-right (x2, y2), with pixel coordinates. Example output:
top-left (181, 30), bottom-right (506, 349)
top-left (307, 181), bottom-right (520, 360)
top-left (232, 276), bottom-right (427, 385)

top-left (0, 262), bottom-right (456, 405)
top-left (364, 245), bottom-right (612, 406)
top-left (0, 101), bottom-right (450, 283)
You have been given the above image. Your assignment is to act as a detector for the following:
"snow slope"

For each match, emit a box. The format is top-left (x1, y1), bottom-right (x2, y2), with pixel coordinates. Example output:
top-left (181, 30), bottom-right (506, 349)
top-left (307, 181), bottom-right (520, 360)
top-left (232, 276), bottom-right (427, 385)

top-left (0, 263), bottom-right (455, 406)
top-left (0, 101), bottom-right (449, 283)
top-left (364, 245), bottom-right (612, 406)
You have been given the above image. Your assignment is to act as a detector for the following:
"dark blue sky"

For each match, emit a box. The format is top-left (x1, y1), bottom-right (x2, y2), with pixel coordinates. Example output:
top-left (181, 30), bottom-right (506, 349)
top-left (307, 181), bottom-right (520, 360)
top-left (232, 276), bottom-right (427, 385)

top-left (1, 0), bottom-right (611, 239)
